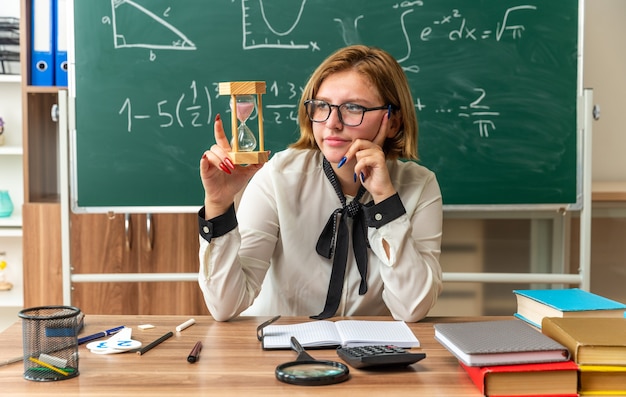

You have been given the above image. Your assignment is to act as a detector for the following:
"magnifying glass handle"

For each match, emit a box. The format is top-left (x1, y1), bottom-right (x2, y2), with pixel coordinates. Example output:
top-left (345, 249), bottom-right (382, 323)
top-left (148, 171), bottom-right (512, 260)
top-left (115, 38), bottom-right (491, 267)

top-left (290, 337), bottom-right (315, 361)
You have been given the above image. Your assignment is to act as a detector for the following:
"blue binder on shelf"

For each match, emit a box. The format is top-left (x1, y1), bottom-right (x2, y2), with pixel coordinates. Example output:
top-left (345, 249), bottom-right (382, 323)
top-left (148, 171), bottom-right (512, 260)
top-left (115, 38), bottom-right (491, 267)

top-left (54, 0), bottom-right (68, 86)
top-left (31, 0), bottom-right (55, 86)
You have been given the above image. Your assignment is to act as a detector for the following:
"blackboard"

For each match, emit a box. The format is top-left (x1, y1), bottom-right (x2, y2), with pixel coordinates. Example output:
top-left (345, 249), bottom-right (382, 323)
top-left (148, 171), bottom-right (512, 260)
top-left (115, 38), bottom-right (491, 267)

top-left (70, 0), bottom-right (581, 212)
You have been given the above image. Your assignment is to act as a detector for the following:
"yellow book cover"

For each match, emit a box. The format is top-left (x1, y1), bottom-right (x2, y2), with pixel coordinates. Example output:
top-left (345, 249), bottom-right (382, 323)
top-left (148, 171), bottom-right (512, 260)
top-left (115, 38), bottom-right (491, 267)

top-left (579, 365), bottom-right (626, 396)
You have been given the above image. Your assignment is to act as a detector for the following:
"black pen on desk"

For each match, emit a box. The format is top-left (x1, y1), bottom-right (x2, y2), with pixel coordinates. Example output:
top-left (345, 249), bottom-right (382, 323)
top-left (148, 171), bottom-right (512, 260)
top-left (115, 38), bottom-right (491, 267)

top-left (187, 341), bottom-right (203, 363)
top-left (78, 325), bottom-right (125, 344)
top-left (136, 331), bottom-right (173, 356)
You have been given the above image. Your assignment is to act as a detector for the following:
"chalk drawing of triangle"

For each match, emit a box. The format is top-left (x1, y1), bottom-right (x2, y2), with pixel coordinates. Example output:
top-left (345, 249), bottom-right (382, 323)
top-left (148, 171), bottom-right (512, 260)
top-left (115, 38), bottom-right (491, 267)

top-left (112, 0), bottom-right (196, 50)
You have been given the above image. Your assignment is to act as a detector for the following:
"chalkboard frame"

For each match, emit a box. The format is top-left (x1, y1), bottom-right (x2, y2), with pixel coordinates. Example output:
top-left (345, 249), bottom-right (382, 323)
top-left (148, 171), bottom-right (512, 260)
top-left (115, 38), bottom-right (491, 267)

top-left (67, 0), bottom-right (585, 213)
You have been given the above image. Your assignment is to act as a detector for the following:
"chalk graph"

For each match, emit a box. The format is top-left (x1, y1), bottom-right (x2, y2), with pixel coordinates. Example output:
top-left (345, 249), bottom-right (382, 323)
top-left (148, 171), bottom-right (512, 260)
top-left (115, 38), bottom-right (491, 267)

top-left (241, 0), bottom-right (311, 50)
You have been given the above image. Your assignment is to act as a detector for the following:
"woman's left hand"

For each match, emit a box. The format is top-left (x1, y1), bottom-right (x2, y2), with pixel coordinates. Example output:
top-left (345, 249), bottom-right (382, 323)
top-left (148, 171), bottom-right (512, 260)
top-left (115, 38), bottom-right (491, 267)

top-left (345, 116), bottom-right (397, 204)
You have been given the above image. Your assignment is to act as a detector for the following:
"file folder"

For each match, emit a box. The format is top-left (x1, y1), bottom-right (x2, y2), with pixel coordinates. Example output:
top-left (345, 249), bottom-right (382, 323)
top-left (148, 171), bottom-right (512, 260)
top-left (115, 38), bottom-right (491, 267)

top-left (31, 0), bottom-right (55, 86)
top-left (54, 0), bottom-right (68, 86)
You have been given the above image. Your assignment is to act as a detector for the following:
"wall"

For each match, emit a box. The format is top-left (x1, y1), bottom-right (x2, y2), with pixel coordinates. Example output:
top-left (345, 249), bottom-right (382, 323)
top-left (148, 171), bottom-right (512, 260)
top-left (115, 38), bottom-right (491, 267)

top-left (3, 1), bottom-right (626, 321)
top-left (584, 0), bottom-right (626, 180)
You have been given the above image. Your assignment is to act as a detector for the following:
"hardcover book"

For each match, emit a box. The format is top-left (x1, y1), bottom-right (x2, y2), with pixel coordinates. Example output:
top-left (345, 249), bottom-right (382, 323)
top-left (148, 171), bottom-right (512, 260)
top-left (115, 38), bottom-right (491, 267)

top-left (260, 320), bottom-right (420, 350)
top-left (541, 317), bottom-right (626, 365)
top-left (459, 360), bottom-right (579, 396)
top-left (578, 365), bottom-right (626, 396)
top-left (434, 319), bottom-right (570, 366)
top-left (513, 288), bottom-right (626, 328)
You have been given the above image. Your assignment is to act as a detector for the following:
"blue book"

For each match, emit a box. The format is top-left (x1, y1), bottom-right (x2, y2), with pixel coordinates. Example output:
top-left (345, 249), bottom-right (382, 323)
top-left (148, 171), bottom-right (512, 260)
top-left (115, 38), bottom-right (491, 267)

top-left (513, 288), bottom-right (626, 328)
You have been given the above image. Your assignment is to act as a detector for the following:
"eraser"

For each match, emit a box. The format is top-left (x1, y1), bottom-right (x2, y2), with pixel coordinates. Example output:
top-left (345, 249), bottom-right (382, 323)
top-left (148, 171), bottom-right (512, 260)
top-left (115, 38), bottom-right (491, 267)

top-left (138, 324), bottom-right (155, 330)
top-left (39, 353), bottom-right (68, 368)
top-left (45, 327), bottom-right (78, 337)
top-left (44, 312), bottom-right (85, 337)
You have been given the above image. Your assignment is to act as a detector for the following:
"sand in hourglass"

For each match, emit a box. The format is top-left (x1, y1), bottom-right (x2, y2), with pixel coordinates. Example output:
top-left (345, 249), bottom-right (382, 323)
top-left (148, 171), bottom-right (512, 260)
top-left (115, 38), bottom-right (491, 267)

top-left (233, 96), bottom-right (257, 151)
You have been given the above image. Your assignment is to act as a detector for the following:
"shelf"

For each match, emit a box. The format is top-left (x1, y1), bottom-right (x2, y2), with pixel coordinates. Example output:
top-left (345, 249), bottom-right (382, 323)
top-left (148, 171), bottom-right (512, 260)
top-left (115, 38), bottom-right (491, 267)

top-left (0, 75), bottom-right (21, 84)
top-left (592, 181), bottom-right (626, 202)
top-left (25, 85), bottom-right (60, 94)
top-left (0, 146), bottom-right (23, 155)
top-left (0, 211), bottom-right (22, 230)
top-left (0, 228), bottom-right (22, 237)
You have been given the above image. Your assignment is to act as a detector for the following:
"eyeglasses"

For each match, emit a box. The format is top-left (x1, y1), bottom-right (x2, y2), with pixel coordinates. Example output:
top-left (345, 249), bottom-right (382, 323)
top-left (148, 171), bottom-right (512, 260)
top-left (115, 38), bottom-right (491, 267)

top-left (304, 99), bottom-right (391, 127)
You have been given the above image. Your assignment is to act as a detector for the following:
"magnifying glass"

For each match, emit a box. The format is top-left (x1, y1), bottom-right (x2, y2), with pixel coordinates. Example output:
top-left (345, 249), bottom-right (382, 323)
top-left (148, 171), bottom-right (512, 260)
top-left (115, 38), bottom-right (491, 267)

top-left (275, 337), bottom-right (350, 386)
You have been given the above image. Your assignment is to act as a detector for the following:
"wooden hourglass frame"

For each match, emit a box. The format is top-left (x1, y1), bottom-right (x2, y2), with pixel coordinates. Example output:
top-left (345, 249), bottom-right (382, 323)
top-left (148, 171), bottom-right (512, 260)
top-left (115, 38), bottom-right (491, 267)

top-left (218, 81), bottom-right (269, 165)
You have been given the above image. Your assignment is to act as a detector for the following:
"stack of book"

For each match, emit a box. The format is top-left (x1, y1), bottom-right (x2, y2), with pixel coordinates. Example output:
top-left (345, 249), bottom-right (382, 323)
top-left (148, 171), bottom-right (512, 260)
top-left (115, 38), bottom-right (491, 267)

top-left (513, 287), bottom-right (626, 396)
top-left (434, 319), bottom-right (578, 396)
top-left (542, 317), bottom-right (626, 396)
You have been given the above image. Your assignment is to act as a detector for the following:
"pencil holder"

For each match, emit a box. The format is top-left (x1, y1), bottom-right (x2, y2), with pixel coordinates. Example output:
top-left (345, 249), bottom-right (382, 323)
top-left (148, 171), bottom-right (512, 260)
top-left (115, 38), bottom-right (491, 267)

top-left (18, 306), bottom-right (81, 381)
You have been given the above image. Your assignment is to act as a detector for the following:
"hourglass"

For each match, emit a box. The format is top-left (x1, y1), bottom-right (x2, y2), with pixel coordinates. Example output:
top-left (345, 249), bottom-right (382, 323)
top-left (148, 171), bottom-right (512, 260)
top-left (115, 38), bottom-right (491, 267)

top-left (218, 81), bottom-right (269, 164)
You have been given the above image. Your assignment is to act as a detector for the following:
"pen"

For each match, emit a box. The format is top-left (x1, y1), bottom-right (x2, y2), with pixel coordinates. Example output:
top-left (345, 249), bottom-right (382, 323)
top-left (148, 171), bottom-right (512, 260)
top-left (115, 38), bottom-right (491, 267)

top-left (187, 341), bottom-right (203, 363)
top-left (2, 341), bottom-right (81, 367)
top-left (136, 331), bottom-right (173, 356)
top-left (256, 315), bottom-right (281, 341)
top-left (1, 355), bottom-right (23, 367)
top-left (78, 325), bottom-right (125, 345)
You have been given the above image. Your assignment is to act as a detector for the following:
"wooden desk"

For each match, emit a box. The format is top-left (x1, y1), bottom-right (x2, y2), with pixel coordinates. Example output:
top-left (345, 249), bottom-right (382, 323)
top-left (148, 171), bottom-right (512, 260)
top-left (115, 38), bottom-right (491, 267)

top-left (0, 315), bottom-right (493, 396)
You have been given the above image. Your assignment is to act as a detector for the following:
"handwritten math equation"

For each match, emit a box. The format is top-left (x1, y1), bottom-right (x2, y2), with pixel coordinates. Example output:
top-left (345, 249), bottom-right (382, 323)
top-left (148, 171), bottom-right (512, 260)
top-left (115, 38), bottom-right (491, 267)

top-left (106, 1), bottom-right (536, 138)
top-left (394, 3), bottom-right (538, 42)
top-left (117, 80), bottom-right (499, 138)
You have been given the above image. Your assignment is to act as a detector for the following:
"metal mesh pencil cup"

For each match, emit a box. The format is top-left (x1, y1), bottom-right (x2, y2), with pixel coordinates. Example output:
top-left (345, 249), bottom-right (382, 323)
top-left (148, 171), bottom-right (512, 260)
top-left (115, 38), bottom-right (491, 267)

top-left (18, 306), bottom-right (81, 381)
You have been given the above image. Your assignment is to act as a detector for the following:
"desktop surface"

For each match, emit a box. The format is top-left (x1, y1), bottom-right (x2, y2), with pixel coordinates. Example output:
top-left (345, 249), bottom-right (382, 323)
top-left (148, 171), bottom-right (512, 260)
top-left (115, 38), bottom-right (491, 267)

top-left (0, 315), bottom-right (491, 396)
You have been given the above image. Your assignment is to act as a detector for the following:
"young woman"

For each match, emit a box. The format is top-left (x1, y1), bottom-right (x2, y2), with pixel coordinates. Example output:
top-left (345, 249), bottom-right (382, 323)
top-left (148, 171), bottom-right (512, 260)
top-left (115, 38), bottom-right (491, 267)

top-left (198, 45), bottom-right (443, 322)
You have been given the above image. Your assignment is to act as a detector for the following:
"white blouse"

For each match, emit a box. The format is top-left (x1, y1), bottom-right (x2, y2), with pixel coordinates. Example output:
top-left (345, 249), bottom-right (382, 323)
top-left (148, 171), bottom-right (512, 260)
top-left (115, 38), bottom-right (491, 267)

top-left (198, 148), bottom-right (443, 322)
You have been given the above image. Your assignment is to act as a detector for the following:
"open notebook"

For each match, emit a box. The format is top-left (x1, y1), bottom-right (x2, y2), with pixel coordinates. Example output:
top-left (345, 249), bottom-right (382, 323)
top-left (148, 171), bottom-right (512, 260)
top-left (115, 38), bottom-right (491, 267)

top-left (260, 320), bottom-right (420, 350)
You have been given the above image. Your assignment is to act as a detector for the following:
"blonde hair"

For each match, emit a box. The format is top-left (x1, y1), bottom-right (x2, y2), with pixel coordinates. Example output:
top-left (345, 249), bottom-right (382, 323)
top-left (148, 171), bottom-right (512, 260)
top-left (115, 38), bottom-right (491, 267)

top-left (290, 45), bottom-right (418, 160)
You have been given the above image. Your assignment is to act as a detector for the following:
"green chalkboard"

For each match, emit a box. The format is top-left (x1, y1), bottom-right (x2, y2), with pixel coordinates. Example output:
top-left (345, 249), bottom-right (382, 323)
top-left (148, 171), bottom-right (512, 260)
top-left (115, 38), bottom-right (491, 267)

top-left (71, 0), bottom-right (581, 211)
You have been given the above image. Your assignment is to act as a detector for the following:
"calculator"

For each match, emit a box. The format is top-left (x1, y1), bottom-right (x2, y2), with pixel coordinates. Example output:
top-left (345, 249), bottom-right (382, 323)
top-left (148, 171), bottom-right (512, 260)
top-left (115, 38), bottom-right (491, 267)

top-left (336, 345), bottom-right (426, 369)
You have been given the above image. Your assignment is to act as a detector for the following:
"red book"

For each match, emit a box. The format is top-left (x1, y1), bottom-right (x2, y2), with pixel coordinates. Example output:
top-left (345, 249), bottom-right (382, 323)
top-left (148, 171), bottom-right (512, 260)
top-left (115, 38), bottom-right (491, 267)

top-left (459, 360), bottom-right (579, 396)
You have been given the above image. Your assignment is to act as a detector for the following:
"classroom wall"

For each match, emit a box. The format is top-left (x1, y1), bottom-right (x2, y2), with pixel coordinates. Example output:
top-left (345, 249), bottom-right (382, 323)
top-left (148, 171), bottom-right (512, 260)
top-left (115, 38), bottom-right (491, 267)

top-left (584, 0), bottom-right (626, 180)
top-left (3, 1), bottom-right (625, 319)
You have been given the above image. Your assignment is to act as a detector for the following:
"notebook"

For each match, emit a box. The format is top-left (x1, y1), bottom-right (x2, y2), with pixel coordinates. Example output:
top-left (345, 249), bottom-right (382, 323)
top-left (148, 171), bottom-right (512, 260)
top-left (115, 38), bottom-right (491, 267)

top-left (260, 320), bottom-right (420, 350)
top-left (434, 319), bottom-right (570, 366)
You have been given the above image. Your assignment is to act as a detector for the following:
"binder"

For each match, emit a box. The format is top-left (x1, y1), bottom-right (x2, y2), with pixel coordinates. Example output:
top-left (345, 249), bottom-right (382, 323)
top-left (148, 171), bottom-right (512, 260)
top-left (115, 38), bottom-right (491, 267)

top-left (54, 0), bottom-right (68, 86)
top-left (31, 0), bottom-right (55, 86)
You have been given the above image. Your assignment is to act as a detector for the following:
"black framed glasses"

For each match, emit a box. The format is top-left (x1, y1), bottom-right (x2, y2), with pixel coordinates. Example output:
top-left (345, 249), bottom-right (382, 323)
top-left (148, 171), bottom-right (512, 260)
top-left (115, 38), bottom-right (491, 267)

top-left (304, 99), bottom-right (391, 127)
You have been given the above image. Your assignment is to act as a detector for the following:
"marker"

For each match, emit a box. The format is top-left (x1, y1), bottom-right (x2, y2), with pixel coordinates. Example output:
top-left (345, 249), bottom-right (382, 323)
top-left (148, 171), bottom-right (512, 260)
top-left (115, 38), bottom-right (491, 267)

top-left (187, 341), bottom-right (203, 363)
top-left (136, 332), bottom-right (173, 356)
top-left (175, 318), bottom-right (195, 332)
top-left (78, 325), bottom-right (125, 345)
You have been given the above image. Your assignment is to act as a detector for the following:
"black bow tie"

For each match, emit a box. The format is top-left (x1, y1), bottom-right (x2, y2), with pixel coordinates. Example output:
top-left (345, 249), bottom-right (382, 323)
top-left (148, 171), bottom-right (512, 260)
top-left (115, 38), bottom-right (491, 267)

top-left (312, 158), bottom-right (369, 320)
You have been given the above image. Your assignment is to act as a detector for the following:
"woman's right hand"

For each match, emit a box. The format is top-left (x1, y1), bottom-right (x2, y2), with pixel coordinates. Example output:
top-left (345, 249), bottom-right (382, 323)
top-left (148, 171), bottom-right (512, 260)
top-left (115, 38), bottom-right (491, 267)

top-left (199, 114), bottom-right (263, 219)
